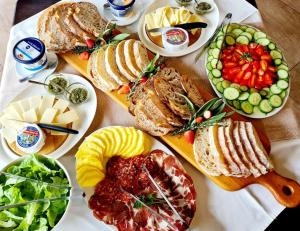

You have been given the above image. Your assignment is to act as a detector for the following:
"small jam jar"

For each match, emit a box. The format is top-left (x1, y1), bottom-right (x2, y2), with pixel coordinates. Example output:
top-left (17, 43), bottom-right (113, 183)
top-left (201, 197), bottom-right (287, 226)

top-left (13, 37), bottom-right (47, 71)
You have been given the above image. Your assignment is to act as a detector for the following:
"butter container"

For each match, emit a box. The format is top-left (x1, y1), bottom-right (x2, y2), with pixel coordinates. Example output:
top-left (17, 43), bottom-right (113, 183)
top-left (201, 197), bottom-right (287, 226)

top-left (16, 124), bottom-right (45, 154)
top-left (13, 37), bottom-right (47, 71)
top-left (162, 27), bottom-right (189, 51)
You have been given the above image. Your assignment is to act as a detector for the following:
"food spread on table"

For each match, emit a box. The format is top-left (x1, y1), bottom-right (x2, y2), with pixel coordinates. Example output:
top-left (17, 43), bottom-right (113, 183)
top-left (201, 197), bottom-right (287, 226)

top-left (0, 154), bottom-right (70, 230)
top-left (1, 0), bottom-right (300, 231)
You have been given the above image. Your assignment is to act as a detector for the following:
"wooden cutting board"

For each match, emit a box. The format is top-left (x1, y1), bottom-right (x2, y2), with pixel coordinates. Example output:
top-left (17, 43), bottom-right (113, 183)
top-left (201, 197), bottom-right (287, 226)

top-left (60, 52), bottom-right (300, 208)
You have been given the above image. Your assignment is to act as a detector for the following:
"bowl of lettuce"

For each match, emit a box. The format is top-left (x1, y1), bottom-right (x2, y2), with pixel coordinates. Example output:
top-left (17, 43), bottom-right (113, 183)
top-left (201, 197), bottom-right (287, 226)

top-left (0, 154), bottom-right (71, 230)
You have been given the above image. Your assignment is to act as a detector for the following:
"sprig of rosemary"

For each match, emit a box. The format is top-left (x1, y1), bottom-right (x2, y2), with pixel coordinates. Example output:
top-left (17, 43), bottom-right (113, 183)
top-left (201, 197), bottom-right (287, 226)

top-left (133, 194), bottom-right (165, 209)
top-left (127, 53), bottom-right (163, 99)
top-left (72, 22), bottom-right (130, 54)
top-left (172, 97), bottom-right (234, 135)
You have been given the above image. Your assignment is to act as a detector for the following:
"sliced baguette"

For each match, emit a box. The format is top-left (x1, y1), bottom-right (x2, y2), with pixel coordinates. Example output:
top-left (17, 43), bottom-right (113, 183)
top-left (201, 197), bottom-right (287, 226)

top-left (73, 2), bottom-right (107, 37)
top-left (105, 45), bottom-right (129, 85)
top-left (116, 40), bottom-right (136, 81)
top-left (181, 74), bottom-right (205, 107)
top-left (124, 39), bottom-right (142, 77)
top-left (193, 128), bottom-right (221, 176)
top-left (133, 41), bottom-right (150, 71)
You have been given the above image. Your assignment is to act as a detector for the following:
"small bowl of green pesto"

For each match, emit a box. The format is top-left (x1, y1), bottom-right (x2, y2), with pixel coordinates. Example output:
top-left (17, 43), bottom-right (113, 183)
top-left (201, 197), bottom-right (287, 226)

top-left (175, 0), bottom-right (193, 6)
top-left (194, 0), bottom-right (214, 15)
top-left (66, 82), bottom-right (89, 104)
top-left (45, 73), bottom-right (69, 95)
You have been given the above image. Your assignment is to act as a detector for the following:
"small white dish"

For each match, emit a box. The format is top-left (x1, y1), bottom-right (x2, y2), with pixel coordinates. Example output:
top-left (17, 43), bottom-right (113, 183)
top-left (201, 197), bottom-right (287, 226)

top-left (16, 52), bottom-right (58, 79)
top-left (101, 1), bottom-right (142, 26)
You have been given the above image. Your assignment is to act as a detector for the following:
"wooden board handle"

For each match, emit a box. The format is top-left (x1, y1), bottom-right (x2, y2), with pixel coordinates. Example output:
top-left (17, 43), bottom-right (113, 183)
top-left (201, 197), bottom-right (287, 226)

top-left (257, 171), bottom-right (300, 208)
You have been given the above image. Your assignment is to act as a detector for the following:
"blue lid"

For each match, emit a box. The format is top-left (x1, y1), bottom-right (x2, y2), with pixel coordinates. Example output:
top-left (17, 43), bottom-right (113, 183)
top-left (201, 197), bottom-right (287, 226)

top-left (13, 37), bottom-right (45, 64)
top-left (108, 0), bottom-right (135, 10)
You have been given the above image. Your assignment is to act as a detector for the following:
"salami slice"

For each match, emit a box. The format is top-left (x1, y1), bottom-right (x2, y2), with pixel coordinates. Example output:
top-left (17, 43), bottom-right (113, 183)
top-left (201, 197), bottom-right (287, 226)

top-left (89, 150), bottom-right (196, 231)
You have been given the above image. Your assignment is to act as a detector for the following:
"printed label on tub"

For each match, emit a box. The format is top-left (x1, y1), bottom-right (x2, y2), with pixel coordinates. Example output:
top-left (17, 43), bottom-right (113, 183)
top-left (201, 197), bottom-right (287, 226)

top-left (15, 41), bottom-right (41, 61)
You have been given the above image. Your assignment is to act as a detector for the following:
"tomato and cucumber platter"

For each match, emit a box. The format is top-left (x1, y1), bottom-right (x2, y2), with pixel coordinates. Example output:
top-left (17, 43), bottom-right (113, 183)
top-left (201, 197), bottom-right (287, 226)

top-left (205, 23), bottom-right (291, 118)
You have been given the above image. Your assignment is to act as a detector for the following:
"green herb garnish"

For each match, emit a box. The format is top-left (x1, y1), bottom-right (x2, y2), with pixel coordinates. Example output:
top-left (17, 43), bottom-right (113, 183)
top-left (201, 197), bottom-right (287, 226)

top-left (240, 52), bottom-right (253, 62)
top-left (133, 194), bottom-right (165, 209)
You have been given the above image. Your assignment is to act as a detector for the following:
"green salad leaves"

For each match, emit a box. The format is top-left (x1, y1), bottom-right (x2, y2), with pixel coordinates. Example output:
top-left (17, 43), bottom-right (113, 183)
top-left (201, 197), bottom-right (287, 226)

top-left (0, 154), bottom-right (70, 231)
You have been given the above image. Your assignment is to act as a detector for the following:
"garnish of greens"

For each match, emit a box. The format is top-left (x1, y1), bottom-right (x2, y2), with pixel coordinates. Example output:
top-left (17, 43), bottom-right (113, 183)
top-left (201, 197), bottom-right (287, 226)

top-left (48, 76), bottom-right (68, 95)
top-left (172, 97), bottom-right (234, 135)
top-left (133, 194), bottom-right (166, 209)
top-left (127, 53), bottom-right (164, 98)
top-left (72, 22), bottom-right (130, 54)
top-left (0, 154), bottom-right (70, 230)
top-left (68, 87), bottom-right (88, 104)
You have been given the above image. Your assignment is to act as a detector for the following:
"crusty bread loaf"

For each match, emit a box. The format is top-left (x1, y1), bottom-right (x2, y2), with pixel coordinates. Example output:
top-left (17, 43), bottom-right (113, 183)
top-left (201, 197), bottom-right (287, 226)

top-left (133, 41), bottom-right (150, 71)
top-left (181, 74), bottom-right (205, 107)
top-left (193, 128), bottom-right (221, 176)
top-left (105, 45), bottom-right (129, 85)
top-left (73, 2), bottom-right (107, 37)
top-left (116, 40), bottom-right (136, 81)
top-left (156, 67), bottom-right (183, 89)
top-left (124, 39), bottom-right (142, 77)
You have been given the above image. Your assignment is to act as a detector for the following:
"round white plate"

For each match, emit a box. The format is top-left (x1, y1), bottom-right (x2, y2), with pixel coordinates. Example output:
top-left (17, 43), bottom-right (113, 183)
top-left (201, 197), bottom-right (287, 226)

top-left (100, 1), bottom-right (143, 26)
top-left (0, 73), bottom-right (97, 161)
top-left (15, 52), bottom-right (58, 79)
top-left (138, 0), bottom-right (219, 57)
top-left (80, 126), bottom-right (200, 230)
top-left (205, 24), bottom-right (290, 119)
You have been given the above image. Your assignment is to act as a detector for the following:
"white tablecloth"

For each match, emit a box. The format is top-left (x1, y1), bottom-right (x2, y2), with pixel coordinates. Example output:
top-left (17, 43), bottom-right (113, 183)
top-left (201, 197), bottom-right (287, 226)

top-left (1, 0), bottom-right (300, 230)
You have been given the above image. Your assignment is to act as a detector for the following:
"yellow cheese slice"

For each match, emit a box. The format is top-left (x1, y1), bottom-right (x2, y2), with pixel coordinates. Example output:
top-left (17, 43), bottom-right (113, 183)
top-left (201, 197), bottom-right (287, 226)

top-left (53, 99), bottom-right (69, 114)
top-left (17, 99), bottom-right (30, 113)
top-left (2, 127), bottom-right (17, 144)
top-left (55, 110), bottom-right (78, 124)
top-left (22, 108), bottom-right (38, 123)
top-left (4, 105), bottom-right (23, 121)
top-left (38, 95), bottom-right (55, 116)
top-left (29, 96), bottom-right (42, 110)
top-left (40, 108), bottom-right (58, 123)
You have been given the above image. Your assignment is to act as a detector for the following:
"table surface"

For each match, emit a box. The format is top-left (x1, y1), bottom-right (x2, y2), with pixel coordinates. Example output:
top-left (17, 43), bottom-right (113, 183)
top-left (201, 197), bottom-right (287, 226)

top-left (0, 0), bottom-right (299, 230)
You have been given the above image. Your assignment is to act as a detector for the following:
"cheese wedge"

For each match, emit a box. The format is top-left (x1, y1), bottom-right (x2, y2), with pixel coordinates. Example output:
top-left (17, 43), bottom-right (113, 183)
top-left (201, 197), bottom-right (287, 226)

top-left (29, 96), bottom-right (42, 110)
top-left (23, 108), bottom-right (38, 123)
top-left (38, 95), bottom-right (55, 116)
top-left (55, 110), bottom-right (79, 124)
top-left (4, 105), bottom-right (23, 121)
top-left (17, 99), bottom-right (30, 112)
top-left (40, 108), bottom-right (58, 123)
top-left (53, 99), bottom-right (69, 114)
top-left (2, 127), bottom-right (17, 144)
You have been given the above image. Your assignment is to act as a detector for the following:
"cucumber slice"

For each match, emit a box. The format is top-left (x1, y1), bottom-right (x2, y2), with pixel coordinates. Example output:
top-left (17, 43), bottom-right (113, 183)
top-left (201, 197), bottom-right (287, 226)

top-left (269, 95), bottom-right (282, 108)
top-left (217, 40), bottom-right (223, 49)
top-left (230, 83), bottom-right (240, 89)
top-left (217, 35), bottom-right (224, 41)
top-left (233, 100), bottom-right (241, 110)
top-left (238, 92), bottom-right (250, 101)
top-left (224, 87), bottom-right (240, 100)
top-left (278, 64), bottom-right (289, 71)
top-left (245, 27), bottom-right (256, 35)
top-left (254, 31), bottom-right (266, 40)
top-left (207, 55), bottom-right (214, 62)
top-left (240, 32), bottom-right (252, 40)
top-left (240, 25), bottom-right (248, 31)
top-left (216, 82), bottom-right (224, 93)
top-left (259, 90), bottom-right (267, 97)
top-left (212, 77), bottom-right (222, 85)
top-left (208, 72), bottom-right (214, 80)
top-left (206, 62), bottom-right (213, 71)
top-left (212, 69), bottom-right (222, 78)
top-left (240, 85), bottom-right (248, 92)
top-left (236, 35), bottom-right (249, 45)
top-left (211, 48), bottom-right (220, 59)
top-left (248, 92), bottom-right (262, 106)
top-left (222, 80), bottom-right (231, 89)
top-left (280, 90), bottom-right (286, 99)
top-left (232, 28), bottom-right (243, 37)
top-left (225, 35), bottom-right (235, 45)
top-left (270, 50), bottom-right (282, 59)
top-left (268, 42), bottom-right (276, 50)
top-left (241, 101), bottom-right (253, 114)
top-left (210, 42), bottom-right (217, 49)
top-left (253, 106), bottom-right (265, 115)
top-left (262, 87), bottom-right (270, 93)
top-left (256, 38), bottom-right (270, 46)
top-left (277, 69), bottom-right (289, 79)
top-left (270, 84), bottom-right (282, 94)
top-left (208, 49), bottom-right (213, 56)
top-left (211, 59), bottom-right (218, 68)
top-left (259, 99), bottom-right (273, 113)
top-left (277, 79), bottom-right (289, 90)
top-left (274, 58), bottom-right (282, 66)
top-left (217, 61), bottom-right (223, 70)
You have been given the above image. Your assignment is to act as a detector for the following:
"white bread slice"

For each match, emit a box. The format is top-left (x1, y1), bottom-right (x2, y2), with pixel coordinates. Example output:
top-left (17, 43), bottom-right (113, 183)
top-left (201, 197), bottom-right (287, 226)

top-left (238, 122), bottom-right (268, 175)
top-left (105, 45), bottom-right (129, 85)
top-left (133, 41), bottom-right (150, 71)
top-left (73, 2), bottom-right (107, 37)
top-left (95, 48), bottom-right (119, 91)
top-left (245, 122), bottom-right (274, 170)
top-left (193, 128), bottom-right (221, 176)
top-left (64, 7), bottom-right (95, 40)
top-left (224, 120), bottom-right (251, 177)
top-left (124, 39), bottom-right (142, 77)
top-left (116, 40), bottom-right (136, 81)
top-left (218, 125), bottom-right (243, 176)
top-left (232, 121), bottom-right (261, 177)
top-left (208, 125), bottom-right (230, 175)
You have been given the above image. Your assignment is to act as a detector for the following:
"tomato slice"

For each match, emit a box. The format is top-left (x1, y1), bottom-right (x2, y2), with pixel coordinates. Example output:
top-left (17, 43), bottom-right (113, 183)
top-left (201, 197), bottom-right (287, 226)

top-left (261, 54), bottom-right (272, 62)
top-left (228, 67), bottom-right (242, 75)
top-left (224, 62), bottom-right (237, 68)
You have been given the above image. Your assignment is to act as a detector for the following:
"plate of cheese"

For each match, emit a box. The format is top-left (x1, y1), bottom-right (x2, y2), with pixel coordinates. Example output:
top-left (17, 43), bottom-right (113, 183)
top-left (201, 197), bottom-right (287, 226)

top-left (0, 73), bottom-right (97, 163)
top-left (138, 0), bottom-right (219, 57)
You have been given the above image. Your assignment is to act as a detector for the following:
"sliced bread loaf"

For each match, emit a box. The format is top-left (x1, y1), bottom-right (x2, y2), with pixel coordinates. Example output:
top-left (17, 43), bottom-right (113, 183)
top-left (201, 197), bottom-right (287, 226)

top-left (181, 74), bottom-right (205, 107)
top-left (133, 41), bottom-right (150, 71)
top-left (124, 39), bottom-right (142, 77)
top-left (116, 40), bottom-right (136, 81)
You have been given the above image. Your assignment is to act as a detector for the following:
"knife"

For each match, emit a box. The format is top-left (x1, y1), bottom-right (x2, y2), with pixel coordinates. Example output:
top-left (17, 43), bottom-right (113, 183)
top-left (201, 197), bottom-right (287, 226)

top-left (147, 22), bottom-right (207, 33)
top-left (142, 165), bottom-right (189, 229)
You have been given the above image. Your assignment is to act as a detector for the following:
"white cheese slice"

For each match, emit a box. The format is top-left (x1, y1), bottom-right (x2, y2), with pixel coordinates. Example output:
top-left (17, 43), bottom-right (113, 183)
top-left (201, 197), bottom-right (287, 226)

top-left (29, 96), bottom-right (42, 109)
top-left (17, 99), bottom-right (30, 112)
top-left (9, 102), bottom-right (23, 117)
top-left (38, 96), bottom-right (55, 116)
top-left (50, 123), bottom-right (67, 136)
top-left (0, 116), bottom-right (25, 130)
top-left (40, 108), bottom-right (58, 124)
top-left (2, 127), bottom-right (17, 144)
top-left (55, 110), bottom-right (79, 124)
top-left (53, 99), bottom-right (69, 114)
top-left (4, 105), bottom-right (23, 121)
top-left (22, 108), bottom-right (38, 123)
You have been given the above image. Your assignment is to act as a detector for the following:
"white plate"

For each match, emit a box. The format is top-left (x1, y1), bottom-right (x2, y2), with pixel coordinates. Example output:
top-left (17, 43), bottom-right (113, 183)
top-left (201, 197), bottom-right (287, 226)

top-left (16, 52), bottom-right (58, 78)
top-left (205, 24), bottom-right (290, 119)
top-left (138, 0), bottom-right (219, 57)
top-left (100, 1), bottom-right (143, 26)
top-left (80, 126), bottom-right (200, 231)
top-left (0, 73), bottom-right (97, 161)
